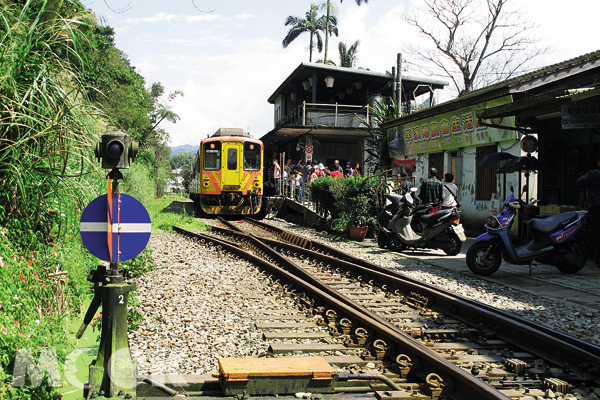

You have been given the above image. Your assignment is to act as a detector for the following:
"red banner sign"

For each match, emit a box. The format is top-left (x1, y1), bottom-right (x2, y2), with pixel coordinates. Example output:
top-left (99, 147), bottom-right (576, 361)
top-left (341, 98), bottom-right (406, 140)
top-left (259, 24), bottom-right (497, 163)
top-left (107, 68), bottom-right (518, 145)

top-left (393, 158), bottom-right (416, 170)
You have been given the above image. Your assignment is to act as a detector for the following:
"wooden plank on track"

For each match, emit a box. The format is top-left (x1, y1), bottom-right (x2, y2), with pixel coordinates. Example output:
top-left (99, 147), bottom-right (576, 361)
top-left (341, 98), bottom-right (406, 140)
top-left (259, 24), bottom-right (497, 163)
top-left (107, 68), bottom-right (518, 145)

top-left (269, 343), bottom-right (348, 354)
top-left (255, 322), bottom-right (319, 329)
top-left (263, 332), bottom-right (332, 340)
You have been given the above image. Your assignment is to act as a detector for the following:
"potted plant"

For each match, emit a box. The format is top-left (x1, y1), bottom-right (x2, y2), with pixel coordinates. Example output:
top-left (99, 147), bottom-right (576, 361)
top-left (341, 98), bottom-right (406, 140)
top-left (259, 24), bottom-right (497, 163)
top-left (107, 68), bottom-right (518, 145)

top-left (341, 194), bottom-right (376, 241)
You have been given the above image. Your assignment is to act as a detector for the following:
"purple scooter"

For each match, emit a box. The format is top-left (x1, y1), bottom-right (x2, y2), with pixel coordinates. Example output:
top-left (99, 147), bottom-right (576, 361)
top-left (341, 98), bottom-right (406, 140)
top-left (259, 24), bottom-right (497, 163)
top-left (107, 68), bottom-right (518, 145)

top-left (466, 192), bottom-right (588, 276)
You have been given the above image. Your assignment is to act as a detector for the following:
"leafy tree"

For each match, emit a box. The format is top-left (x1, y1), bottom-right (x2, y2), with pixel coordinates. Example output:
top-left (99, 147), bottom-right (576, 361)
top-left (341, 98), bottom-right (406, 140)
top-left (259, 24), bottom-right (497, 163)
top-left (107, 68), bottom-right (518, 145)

top-left (357, 97), bottom-right (398, 175)
top-left (401, 0), bottom-right (549, 95)
top-left (338, 40), bottom-right (360, 67)
top-left (322, 0), bottom-right (368, 64)
top-left (170, 151), bottom-right (194, 191)
top-left (171, 151), bottom-right (194, 170)
top-left (282, 4), bottom-right (337, 62)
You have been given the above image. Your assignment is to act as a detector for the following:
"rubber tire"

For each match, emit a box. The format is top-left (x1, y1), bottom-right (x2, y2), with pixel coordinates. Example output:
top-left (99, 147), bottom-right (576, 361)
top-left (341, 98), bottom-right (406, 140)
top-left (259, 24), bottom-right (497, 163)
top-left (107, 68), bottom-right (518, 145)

top-left (555, 242), bottom-right (588, 274)
top-left (443, 233), bottom-right (462, 256)
top-left (466, 241), bottom-right (502, 276)
top-left (377, 230), bottom-right (387, 248)
top-left (387, 235), bottom-right (408, 252)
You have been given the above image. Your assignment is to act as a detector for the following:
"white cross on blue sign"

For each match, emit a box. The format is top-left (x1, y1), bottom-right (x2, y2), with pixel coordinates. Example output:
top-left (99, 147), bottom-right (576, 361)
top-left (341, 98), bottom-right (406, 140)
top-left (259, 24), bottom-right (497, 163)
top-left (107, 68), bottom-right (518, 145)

top-left (80, 193), bottom-right (151, 263)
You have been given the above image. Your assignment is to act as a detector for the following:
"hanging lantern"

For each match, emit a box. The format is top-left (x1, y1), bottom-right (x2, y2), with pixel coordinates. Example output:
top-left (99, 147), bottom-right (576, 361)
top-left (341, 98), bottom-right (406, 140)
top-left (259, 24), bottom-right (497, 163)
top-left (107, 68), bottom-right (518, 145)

top-left (324, 76), bottom-right (335, 87)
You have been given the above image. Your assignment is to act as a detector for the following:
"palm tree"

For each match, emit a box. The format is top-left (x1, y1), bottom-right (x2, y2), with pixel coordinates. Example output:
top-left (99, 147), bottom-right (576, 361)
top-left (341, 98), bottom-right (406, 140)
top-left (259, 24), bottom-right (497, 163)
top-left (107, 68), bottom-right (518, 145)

top-left (323, 0), bottom-right (368, 64)
top-left (338, 40), bottom-right (360, 67)
top-left (282, 4), bottom-right (337, 62)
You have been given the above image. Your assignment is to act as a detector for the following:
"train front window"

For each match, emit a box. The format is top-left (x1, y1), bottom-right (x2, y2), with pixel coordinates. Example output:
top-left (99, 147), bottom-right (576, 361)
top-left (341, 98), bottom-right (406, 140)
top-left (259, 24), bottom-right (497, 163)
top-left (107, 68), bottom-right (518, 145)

top-left (227, 148), bottom-right (238, 170)
top-left (243, 142), bottom-right (261, 171)
top-left (203, 142), bottom-right (221, 170)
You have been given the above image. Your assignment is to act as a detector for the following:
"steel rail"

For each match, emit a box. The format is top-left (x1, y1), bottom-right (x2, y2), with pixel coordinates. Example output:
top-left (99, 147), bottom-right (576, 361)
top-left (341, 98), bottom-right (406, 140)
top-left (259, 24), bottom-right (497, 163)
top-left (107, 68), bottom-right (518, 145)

top-left (174, 225), bottom-right (509, 399)
top-left (241, 218), bottom-right (600, 363)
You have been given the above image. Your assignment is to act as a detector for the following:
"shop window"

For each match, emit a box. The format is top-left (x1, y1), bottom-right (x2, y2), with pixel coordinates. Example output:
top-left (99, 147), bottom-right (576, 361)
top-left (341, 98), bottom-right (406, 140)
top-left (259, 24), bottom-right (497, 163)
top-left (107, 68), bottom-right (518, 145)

top-left (476, 145), bottom-right (498, 200)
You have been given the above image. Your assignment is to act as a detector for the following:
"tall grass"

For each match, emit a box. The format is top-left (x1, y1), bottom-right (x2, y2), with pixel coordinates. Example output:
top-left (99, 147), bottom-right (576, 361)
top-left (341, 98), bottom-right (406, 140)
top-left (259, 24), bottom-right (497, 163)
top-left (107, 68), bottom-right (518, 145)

top-left (0, 1), bottom-right (100, 251)
top-left (0, 3), bottom-right (103, 398)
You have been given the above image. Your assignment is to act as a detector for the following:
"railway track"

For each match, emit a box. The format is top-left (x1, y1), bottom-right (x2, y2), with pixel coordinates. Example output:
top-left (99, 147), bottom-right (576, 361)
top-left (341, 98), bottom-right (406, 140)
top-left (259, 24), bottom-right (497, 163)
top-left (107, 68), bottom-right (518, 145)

top-left (169, 218), bottom-right (600, 399)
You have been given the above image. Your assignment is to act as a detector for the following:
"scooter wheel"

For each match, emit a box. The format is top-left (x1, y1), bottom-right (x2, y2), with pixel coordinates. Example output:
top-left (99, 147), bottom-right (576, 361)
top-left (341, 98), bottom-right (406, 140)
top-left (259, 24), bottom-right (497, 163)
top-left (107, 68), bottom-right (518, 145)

top-left (387, 235), bottom-right (408, 252)
top-left (466, 241), bottom-right (501, 276)
top-left (377, 231), bottom-right (387, 248)
top-left (555, 241), bottom-right (588, 274)
top-left (443, 233), bottom-right (462, 256)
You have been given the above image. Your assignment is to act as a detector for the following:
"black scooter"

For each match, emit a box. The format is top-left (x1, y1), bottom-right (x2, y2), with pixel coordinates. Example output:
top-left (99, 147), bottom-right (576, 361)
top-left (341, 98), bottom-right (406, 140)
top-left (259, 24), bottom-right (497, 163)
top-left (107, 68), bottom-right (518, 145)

top-left (377, 188), bottom-right (466, 255)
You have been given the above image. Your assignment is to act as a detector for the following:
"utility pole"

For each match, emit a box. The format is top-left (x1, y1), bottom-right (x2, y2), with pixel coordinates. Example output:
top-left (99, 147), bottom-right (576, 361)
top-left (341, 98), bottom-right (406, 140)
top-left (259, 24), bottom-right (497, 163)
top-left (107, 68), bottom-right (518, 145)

top-left (396, 53), bottom-right (402, 117)
top-left (391, 66), bottom-right (397, 106)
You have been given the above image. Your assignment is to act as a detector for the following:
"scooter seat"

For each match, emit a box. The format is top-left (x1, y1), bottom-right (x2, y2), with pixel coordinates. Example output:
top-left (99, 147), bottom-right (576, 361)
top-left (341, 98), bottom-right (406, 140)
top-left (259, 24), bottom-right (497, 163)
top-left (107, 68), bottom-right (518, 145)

top-left (386, 193), bottom-right (404, 208)
top-left (420, 208), bottom-right (453, 224)
top-left (414, 203), bottom-right (434, 212)
top-left (527, 212), bottom-right (578, 234)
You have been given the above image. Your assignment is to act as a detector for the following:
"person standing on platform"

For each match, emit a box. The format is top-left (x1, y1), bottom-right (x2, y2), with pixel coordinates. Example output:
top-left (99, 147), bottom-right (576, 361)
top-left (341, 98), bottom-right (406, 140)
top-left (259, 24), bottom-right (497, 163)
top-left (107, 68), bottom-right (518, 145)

top-left (345, 162), bottom-right (354, 178)
top-left (333, 160), bottom-right (343, 174)
top-left (418, 167), bottom-right (443, 208)
top-left (578, 151), bottom-right (600, 269)
top-left (273, 159), bottom-right (281, 196)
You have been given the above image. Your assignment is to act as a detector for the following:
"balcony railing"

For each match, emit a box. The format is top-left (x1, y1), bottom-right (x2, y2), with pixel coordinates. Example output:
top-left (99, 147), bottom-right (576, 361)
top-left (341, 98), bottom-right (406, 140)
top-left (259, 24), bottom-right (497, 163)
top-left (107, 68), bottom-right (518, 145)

top-left (277, 102), bottom-right (372, 128)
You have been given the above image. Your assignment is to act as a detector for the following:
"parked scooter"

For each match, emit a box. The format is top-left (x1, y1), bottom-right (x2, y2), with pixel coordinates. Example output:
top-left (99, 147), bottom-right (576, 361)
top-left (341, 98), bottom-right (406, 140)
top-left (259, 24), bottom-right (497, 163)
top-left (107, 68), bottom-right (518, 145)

top-left (391, 184), bottom-right (436, 234)
top-left (377, 188), bottom-right (466, 255)
top-left (466, 192), bottom-right (588, 276)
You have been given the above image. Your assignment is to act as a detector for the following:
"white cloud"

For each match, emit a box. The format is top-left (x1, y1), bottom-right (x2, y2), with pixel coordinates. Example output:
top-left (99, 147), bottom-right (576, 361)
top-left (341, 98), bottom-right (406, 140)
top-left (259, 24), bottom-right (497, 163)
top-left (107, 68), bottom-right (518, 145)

top-left (185, 14), bottom-right (221, 23)
top-left (157, 39), bottom-right (305, 146)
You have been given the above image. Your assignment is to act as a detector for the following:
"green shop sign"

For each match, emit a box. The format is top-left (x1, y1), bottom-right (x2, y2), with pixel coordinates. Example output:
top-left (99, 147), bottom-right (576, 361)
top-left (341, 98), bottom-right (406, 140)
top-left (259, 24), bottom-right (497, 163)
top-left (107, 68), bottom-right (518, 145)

top-left (387, 95), bottom-right (516, 157)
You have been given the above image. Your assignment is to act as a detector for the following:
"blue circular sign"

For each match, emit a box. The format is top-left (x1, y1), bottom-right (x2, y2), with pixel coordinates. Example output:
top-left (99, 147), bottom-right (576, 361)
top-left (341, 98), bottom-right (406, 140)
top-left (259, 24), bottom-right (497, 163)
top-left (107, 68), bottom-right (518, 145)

top-left (80, 194), bottom-right (151, 263)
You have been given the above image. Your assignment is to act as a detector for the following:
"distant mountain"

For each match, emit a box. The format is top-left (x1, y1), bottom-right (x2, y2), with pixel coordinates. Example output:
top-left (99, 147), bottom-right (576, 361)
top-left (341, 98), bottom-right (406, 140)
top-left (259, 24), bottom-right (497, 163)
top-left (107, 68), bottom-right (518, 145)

top-left (170, 144), bottom-right (199, 157)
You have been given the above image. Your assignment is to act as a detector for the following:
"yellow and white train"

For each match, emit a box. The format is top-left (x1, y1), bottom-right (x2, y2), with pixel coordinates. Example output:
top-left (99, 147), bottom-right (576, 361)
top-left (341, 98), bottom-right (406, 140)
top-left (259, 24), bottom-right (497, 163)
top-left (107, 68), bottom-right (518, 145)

top-left (190, 128), bottom-right (263, 216)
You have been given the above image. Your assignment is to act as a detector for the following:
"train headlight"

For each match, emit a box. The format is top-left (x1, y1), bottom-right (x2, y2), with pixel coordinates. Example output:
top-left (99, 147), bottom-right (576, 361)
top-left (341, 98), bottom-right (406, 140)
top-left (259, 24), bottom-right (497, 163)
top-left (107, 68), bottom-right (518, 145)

top-left (253, 181), bottom-right (260, 188)
top-left (203, 180), bottom-right (210, 187)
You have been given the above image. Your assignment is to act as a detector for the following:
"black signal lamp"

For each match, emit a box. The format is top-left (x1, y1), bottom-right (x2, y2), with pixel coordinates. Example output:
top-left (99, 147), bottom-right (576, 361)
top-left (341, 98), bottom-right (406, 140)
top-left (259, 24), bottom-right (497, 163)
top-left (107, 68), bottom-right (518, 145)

top-left (95, 131), bottom-right (139, 169)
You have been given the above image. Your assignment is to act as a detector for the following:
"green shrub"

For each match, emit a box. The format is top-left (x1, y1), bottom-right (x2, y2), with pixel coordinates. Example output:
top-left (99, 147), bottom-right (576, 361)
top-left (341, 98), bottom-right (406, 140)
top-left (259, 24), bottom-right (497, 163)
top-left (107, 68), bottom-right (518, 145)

top-left (309, 176), bottom-right (380, 233)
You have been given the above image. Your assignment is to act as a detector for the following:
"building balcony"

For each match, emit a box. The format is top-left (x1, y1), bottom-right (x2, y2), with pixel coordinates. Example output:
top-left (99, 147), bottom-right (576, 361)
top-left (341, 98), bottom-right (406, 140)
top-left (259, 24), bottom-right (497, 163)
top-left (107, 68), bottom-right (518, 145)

top-left (277, 102), bottom-right (373, 129)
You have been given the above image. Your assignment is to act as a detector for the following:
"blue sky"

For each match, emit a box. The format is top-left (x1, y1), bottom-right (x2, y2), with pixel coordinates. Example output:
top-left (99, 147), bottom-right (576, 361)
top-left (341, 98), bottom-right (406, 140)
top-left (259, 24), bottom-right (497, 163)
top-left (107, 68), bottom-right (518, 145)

top-left (83, 0), bottom-right (599, 146)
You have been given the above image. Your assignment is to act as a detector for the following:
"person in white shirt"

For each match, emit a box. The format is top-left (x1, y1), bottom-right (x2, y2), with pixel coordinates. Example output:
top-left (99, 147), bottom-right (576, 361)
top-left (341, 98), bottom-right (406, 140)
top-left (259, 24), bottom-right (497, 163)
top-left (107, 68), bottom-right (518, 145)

top-left (442, 173), bottom-right (459, 209)
top-left (273, 159), bottom-right (281, 196)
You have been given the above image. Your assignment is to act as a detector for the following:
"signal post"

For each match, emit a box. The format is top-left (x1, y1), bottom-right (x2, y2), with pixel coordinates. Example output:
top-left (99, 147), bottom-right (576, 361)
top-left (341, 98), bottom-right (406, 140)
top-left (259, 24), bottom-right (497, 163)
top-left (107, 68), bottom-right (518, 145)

top-left (78, 130), bottom-right (150, 399)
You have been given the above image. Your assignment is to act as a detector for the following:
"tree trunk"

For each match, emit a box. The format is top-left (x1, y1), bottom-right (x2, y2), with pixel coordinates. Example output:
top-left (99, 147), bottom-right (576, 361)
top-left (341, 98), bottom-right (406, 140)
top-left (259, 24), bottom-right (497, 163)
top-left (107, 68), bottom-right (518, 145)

top-left (41, 0), bottom-right (64, 23)
top-left (324, 0), bottom-right (330, 64)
